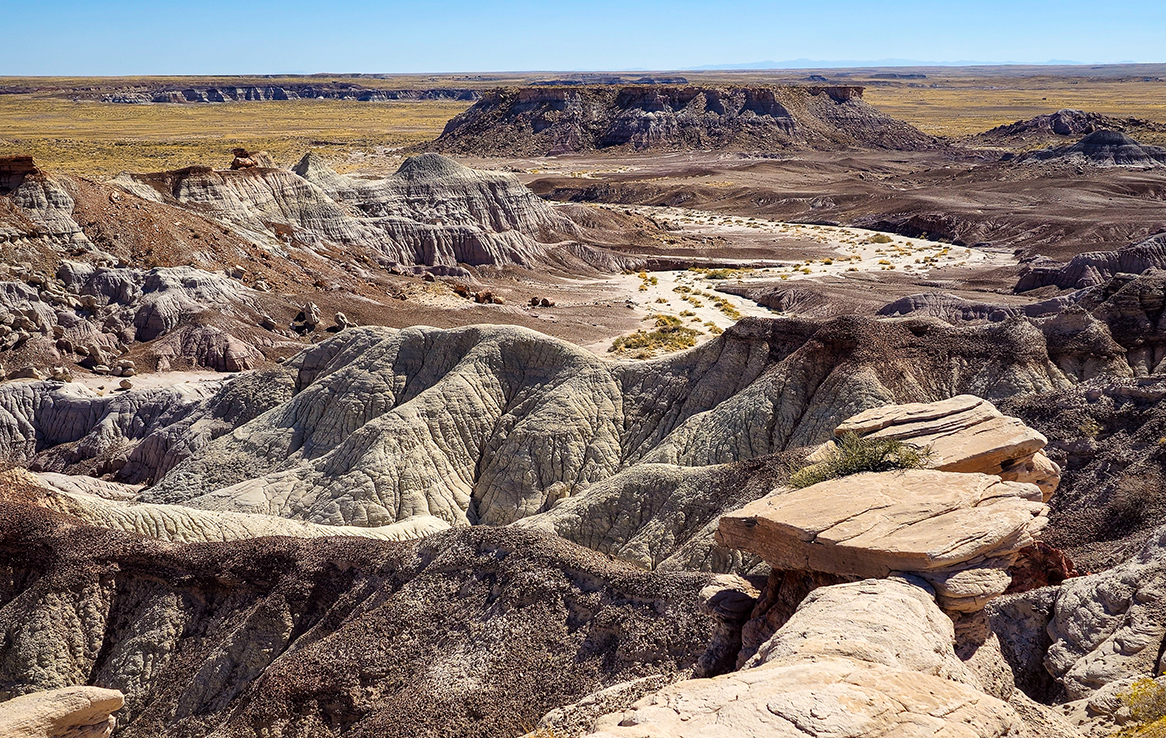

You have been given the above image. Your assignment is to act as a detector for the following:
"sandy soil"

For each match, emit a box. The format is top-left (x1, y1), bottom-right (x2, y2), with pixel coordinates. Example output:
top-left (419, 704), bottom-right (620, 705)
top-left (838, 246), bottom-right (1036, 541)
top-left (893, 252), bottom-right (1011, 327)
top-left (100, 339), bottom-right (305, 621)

top-left (615, 204), bottom-right (1015, 277)
top-left (577, 205), bottom-right (1016, 356)
top-left (68, 369), bottom-right (231, 396)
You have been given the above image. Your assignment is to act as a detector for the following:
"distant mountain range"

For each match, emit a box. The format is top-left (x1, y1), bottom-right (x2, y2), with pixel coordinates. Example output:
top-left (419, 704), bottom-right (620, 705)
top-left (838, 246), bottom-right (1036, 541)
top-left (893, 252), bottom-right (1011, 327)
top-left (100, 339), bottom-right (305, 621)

top-left (689, 59), bottom-right (1083, 70)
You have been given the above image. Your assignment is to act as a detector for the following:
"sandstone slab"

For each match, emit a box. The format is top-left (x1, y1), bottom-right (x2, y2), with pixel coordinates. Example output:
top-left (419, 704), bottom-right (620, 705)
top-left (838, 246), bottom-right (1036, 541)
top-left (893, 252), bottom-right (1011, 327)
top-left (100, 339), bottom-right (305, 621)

top-left (834, 394), bottom-right (1059, 499)
top-left (717, 469), bottom-right (1046, 577)
top-left (0, 686), bottom-right (123, 738)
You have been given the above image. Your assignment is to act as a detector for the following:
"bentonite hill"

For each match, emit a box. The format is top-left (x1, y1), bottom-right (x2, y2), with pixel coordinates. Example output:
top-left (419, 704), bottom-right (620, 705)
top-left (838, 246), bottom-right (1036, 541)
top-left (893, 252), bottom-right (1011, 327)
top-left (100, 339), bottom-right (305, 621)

top-left (3, 55), bottom-right (1166, 738)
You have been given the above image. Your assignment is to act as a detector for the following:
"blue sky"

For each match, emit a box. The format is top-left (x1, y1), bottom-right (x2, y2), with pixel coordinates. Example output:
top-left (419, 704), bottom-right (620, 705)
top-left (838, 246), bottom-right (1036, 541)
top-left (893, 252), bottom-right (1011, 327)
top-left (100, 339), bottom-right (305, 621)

top-left (4, 0), bottom-right (1164, 75)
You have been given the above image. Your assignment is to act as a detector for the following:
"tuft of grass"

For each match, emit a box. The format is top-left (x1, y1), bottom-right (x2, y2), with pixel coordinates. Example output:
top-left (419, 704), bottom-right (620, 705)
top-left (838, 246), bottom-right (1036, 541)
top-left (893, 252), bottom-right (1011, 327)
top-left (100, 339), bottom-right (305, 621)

top-left (789, 432), bottom-right (932, 489)
top-left (1079, 417), bottom-right (1102, 439)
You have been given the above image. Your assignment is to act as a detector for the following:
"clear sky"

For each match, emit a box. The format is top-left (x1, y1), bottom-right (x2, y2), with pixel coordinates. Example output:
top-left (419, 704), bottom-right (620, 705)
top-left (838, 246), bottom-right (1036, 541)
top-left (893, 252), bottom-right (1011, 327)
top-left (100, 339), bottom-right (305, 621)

top-left (4, 0), bottom-right (1164, 76)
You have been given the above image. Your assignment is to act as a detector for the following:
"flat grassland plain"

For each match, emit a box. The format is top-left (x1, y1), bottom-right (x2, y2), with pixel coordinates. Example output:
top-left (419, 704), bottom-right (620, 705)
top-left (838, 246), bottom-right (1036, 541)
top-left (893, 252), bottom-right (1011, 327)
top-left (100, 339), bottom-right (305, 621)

top-left (1, 65), bottom-right (1164, 176)
top-left (0, 96), bottom-right (468, 176)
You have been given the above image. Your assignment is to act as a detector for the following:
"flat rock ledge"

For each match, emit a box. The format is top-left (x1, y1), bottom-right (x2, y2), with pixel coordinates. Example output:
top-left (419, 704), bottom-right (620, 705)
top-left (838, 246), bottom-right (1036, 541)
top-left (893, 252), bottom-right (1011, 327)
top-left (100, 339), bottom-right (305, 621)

top-left (717, 469), bottom-right (1048, 612)
top-left (830, 394), bottom-right (1061, 500)
top-left (0, 686), bottom-right (124, 738)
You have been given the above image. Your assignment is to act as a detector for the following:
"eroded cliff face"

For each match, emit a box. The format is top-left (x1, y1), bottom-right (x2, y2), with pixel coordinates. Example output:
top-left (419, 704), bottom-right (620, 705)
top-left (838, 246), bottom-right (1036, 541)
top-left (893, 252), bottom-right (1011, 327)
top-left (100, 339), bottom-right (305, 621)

top-left (431, 85), bottom-right (939, 156)
top-left (115, 153), bottom-right (583, 272)
top-left (1, 157), bottom-right (87, 244)
top-left (0, 503), bottom-right (719, 738)
top-left (1017, 233), bottom-right (1166, 292)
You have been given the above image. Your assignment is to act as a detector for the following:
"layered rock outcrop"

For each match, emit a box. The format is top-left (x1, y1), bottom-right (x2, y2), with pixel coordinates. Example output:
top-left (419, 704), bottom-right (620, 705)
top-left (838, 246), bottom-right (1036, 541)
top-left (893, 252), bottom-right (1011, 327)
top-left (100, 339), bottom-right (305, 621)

top-left (718, 469), bottom-right (1048, 613)
top-left (714, 396), bottom-right (1060, 657)
top-left (590, 398), bottom-right (1074, 738)
top-left (829, 394), bottom-right (1061, 499)
top-left (0, 686), bottom-right (124, 738)
top-left (97, 83), bottom-right (479, 104)
top-left (115, 152), bottom-right (585, 272)
top-left (0, 157), bottom-right (88, 244)
top-left (431, 85), bottom-right (939, 156)
top-left (977, 109), bottom-right (1166, 146)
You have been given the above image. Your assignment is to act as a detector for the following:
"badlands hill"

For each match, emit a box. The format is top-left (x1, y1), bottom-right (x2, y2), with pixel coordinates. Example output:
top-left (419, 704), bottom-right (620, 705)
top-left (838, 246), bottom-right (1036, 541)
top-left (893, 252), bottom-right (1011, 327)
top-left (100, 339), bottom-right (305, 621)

top-left (0, 152), bottom-right (677, 377)
top-left (976, 108), bottom-right (1166, 148)
top-left (5, 284), bottom-right (1166, 573)
top-left (112, 151), bottom-right (585, 272)
top-left (1015, 129), bottom-right (1166, 167)
top-left (430, 85), bottom-right (940, 156)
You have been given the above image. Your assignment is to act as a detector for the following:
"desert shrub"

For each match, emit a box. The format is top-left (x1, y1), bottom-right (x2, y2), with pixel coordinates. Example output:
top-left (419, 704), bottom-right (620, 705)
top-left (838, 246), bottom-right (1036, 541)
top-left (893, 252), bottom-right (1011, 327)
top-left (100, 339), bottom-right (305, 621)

top-left (716, 302), bottom-right (742, 320)
top-left (789, 432), bottom-right (932, 488)
top-left (1114, 678), bottom-right (1166, 737)
top-left (867, 233), bottom-right (893, 244)
top-left (1106, 474), bottom-right (1163, 532)
top-left (1079, 417), bottom-right (1102, 439)
top-left (609, 315), bottom-right (701, 358)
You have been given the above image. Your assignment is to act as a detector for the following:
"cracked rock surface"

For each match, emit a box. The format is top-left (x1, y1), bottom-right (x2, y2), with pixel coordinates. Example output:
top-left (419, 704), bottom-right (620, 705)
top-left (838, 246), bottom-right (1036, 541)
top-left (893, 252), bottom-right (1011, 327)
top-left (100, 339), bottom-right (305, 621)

top-left (717, 469), bottom-right (1048, 612)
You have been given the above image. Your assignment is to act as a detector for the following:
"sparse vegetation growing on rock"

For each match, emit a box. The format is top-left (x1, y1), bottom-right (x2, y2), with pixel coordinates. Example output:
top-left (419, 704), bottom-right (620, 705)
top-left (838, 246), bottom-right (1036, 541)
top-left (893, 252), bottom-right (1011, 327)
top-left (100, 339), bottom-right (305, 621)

top-left (788, 432), bottom-right (932, 488)
top-left (1115, 678), bottom-right (1166, 737)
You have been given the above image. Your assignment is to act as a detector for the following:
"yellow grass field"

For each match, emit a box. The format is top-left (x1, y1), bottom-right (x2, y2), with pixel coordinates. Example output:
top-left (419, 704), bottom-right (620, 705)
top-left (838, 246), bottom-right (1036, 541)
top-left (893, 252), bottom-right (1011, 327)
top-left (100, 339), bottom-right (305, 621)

top-left (864, 77), bottom-right (1166, 138)
top-left (1, 69), bottom-right (1164, 176)
top-left (0, 97), bottom-right (468, 177)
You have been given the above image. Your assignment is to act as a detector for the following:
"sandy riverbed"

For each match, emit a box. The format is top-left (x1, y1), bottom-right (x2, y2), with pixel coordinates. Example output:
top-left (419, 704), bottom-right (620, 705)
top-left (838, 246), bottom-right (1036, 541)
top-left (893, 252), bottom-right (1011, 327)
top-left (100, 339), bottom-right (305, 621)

top-left (585, 205), bottom-right (1016, 358)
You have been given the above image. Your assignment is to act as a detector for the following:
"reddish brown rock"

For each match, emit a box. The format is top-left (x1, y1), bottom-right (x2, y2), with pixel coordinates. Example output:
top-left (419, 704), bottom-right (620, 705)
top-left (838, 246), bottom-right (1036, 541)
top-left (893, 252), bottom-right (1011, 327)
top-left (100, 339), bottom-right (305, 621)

top-left (1006, 542), bottom-right (1081, 594)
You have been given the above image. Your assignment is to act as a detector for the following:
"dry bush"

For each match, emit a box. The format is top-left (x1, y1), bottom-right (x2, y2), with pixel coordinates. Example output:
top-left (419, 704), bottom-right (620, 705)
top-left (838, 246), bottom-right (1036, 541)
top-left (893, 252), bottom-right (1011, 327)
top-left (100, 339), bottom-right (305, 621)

top-left (609, 314), bottom-right (701, 358)
top-left (789, 432), bottom-right (932, 488)
top-left (1115, 678), bottom-right (1166, 737)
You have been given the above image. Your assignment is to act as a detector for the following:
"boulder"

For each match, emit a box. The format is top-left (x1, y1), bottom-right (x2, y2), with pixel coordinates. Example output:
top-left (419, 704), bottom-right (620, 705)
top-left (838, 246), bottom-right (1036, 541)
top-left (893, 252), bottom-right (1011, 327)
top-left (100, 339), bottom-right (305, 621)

top-left (717, 469), bottom-right (1048, 612)
top-left (0, 686), bottom-right (124, 738)
top-left (8, 366), bottom-right (44, 381)
top-left (299, 301), bottom-right (321, 328)
top-left (584, 578), bottom-right (1040, 738)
